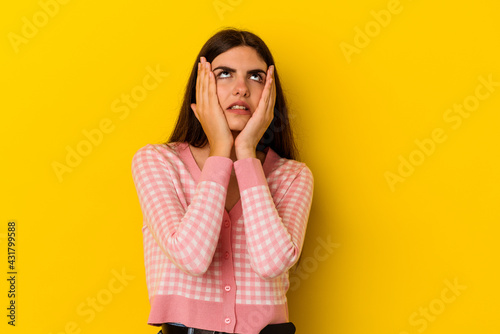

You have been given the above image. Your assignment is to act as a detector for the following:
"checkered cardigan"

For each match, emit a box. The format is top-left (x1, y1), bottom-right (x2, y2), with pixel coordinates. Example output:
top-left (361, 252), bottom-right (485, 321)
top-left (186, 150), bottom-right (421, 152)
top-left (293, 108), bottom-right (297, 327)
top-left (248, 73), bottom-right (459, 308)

top-left (131, 142), bottom-right (314, 334)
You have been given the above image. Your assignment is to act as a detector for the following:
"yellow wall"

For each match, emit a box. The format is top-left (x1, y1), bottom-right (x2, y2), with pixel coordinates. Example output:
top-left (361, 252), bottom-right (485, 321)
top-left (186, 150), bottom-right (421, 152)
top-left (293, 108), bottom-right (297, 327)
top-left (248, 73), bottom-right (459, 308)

top-left (2, 0), bottom-right (499, 333)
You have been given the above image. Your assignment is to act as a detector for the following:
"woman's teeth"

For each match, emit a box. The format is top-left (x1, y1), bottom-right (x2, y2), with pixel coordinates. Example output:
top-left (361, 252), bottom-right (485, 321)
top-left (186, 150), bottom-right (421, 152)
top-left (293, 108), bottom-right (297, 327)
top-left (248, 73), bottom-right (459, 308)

top-left (230, 105), bottom-right (247, 110)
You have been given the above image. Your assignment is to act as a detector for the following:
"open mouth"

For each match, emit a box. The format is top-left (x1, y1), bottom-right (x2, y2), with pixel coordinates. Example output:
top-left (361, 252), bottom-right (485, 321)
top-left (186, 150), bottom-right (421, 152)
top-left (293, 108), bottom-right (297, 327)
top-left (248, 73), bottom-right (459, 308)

top-left (227, 102), bottom-right (251, 114)
top-left (229, 105), bottom-right (248, 110)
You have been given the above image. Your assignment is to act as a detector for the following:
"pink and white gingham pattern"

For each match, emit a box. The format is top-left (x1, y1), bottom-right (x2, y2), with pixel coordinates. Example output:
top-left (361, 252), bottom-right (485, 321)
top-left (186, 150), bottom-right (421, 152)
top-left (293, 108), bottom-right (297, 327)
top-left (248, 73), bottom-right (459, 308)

top-left (239, 170), bottom-right (313, 279)
top-left (131, 142), bottom-right (314, 334)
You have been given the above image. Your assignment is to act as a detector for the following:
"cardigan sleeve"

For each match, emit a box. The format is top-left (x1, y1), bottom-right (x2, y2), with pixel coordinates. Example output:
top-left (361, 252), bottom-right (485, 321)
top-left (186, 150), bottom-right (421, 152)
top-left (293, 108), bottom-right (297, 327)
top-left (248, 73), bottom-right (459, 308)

top-left (131, 145), bottom-right (233, 276)
top-left (234, 157), bottom-right (314, 279)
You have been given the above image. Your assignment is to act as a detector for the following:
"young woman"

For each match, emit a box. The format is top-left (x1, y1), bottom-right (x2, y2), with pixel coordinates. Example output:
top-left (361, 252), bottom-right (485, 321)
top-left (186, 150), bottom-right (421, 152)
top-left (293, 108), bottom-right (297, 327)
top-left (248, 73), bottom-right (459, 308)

top-left (132, 28), bottom-right (314, 334)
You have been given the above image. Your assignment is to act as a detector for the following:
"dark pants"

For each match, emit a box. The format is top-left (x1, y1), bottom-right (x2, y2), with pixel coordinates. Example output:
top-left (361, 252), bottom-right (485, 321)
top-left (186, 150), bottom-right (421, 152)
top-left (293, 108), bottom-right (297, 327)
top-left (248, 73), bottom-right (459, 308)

top-left (158, 322), bottom-right (296, 334)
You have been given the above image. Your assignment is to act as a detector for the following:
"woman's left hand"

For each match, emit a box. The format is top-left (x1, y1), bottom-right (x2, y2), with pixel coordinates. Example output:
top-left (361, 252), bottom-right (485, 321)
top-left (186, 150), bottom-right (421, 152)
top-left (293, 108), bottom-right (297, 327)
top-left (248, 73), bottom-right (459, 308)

top-left (234, 65), bottom-right (276, 159)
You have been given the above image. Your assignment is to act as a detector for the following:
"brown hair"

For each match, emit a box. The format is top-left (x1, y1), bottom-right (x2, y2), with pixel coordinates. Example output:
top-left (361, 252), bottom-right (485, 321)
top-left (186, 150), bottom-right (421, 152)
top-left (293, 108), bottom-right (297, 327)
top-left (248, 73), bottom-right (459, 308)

top-left (165, 28), bottom-right (299, 160)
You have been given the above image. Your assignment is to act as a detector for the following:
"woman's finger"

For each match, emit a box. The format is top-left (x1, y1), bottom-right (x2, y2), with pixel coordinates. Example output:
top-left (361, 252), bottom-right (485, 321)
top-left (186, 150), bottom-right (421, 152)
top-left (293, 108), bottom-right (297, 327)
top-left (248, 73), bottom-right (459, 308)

top-left (255, 65), bottom-right (274, 120)
top-left (201, 60), bottom-right (211, 117)
top-left (208, 68), bottom-right (220, 112)
top-left (198, 58), bottom-right (205, 114)
top-left (265, 65), bottom-right (274, 110)
top-left (195, 61), bottom-right (201, 113)
top-left (258, 66), bottom-right (275, 131)
top-left (268, 66), bottom-right (276, 113)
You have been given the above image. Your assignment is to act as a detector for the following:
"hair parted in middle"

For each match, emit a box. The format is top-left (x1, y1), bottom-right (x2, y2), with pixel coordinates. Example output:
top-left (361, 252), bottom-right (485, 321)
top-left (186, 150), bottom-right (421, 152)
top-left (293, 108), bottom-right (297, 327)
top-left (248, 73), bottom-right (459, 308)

top-left (166, 28), bottom-right (299, 161)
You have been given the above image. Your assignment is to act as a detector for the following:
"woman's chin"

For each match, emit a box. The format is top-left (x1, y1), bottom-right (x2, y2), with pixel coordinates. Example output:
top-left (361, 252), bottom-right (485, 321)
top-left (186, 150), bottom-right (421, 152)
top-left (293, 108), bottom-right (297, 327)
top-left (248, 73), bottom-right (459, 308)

top-left (228, 121), bottom-right (248, 132)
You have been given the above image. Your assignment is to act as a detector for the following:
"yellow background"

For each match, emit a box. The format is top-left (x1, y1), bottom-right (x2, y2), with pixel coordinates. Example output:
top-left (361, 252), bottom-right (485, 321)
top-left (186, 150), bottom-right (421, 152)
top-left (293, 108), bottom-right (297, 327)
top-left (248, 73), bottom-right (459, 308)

top-left (2, 0), bottom-right (499, 333)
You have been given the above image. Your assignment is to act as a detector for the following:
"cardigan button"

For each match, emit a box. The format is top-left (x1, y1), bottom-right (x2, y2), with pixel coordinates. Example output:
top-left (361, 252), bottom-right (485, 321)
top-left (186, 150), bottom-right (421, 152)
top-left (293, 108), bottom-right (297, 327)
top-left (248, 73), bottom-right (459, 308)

top-left (224, 220), bottom-right (230, 228)
top-left (225, 317), bottom-right (231, 324)
top-left (224, 285), bottom-right (231, 292)
top-left (224, 251), bottom-right (230, 259)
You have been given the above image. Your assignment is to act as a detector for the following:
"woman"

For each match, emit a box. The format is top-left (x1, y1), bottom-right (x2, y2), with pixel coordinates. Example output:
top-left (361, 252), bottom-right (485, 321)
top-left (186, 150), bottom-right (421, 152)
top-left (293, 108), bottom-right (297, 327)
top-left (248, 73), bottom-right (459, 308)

top-left (132, 28), bottom-right (314, 334)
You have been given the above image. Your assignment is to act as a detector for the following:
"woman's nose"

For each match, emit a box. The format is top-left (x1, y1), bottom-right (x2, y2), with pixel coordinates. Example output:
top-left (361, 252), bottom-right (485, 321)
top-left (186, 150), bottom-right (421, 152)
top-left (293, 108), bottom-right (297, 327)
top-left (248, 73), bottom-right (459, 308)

top-left (232, 78), bottom-right (249, 97)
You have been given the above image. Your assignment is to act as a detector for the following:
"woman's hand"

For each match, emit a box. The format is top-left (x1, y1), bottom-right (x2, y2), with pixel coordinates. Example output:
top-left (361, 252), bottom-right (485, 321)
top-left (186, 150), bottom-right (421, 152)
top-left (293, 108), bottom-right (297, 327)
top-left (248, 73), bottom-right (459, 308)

top-left (191, 57), bottom-right (234, 158)
top-left (234, 65), bottom-right (276, 159)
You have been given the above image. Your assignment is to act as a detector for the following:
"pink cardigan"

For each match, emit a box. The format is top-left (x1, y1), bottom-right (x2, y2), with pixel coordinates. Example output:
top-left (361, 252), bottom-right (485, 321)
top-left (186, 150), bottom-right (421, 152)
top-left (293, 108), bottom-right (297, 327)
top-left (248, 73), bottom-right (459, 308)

top-left (131, 142), bottom-right (314, 334)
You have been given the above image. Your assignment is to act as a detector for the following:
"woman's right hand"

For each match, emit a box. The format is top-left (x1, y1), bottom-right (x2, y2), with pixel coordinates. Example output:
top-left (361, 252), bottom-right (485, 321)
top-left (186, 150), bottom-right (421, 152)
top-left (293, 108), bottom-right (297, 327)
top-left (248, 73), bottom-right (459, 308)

top-left (191, 57), bottom-right (233, 158)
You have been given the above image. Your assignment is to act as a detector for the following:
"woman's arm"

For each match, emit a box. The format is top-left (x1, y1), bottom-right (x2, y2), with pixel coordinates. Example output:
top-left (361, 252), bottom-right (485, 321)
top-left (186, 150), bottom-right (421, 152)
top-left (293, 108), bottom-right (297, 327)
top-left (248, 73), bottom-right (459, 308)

top-left (132, 145), bottom-right (232, 276)
top-left (234, 157), bottom-right (314, 279)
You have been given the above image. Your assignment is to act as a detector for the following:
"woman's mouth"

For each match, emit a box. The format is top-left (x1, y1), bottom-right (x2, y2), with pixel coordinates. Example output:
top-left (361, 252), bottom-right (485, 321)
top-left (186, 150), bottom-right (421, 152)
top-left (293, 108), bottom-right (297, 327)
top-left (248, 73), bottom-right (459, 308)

top-left (227, 102), bottom-right (251, 115)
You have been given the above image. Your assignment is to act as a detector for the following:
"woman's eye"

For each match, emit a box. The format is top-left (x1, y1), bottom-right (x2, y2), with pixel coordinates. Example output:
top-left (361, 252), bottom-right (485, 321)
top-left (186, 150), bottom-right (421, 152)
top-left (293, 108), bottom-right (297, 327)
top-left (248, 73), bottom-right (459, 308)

top-left (215, 71), bottom-right (263, 82)
top-left (250, 74), bottom-right (263, 82)
top-left (217, 71), bottom-right (231, 78)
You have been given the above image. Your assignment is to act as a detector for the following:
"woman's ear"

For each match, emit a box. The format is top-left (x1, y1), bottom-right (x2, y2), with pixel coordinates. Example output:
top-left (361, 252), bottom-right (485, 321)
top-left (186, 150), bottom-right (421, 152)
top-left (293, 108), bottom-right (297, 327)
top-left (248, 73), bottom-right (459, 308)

top-left (190, 103), bottom-right (199, 121)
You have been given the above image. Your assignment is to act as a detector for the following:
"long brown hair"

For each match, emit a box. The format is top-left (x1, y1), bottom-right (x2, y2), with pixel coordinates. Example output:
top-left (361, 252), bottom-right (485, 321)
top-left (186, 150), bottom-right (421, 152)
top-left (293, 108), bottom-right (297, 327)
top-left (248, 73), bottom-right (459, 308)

top-left (166, 28), bottom-right (299, 161)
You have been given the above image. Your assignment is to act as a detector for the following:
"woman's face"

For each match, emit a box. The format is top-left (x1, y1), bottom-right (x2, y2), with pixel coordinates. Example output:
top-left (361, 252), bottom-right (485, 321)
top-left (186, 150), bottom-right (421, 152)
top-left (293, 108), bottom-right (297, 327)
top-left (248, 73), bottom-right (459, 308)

top-left (210, 46), bottom-right (269, 132)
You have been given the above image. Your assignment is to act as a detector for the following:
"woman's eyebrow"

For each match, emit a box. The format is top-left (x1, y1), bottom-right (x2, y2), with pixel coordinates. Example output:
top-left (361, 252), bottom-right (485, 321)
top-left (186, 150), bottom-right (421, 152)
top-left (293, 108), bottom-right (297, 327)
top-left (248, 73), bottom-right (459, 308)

top-left (212, 66), bottom-right (267, 75)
